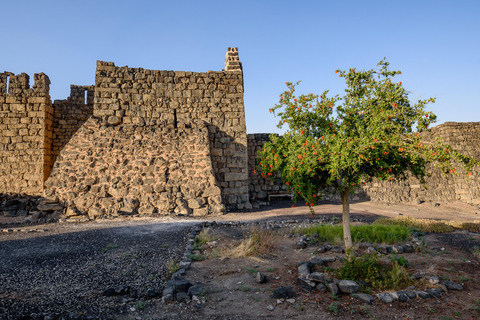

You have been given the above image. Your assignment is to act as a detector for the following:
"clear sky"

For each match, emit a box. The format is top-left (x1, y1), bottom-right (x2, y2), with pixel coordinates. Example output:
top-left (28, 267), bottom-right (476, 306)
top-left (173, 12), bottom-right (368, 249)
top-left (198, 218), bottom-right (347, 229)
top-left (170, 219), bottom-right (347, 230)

top-left (2, 0), bottom-right (478, 134)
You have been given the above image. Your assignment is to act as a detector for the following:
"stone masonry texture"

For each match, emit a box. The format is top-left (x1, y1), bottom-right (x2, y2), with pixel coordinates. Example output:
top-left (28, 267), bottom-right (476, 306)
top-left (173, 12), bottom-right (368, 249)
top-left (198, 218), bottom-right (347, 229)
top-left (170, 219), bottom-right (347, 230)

top-left (1, 48), bottom-right (479, 220)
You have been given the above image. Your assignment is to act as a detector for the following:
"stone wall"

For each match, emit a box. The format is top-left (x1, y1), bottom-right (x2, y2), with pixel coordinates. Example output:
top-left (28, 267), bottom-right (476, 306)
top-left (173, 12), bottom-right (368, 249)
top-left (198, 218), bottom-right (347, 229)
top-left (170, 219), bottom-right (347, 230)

top-left (247, 123), bottom-right (480, 206)
top-left (247, 134), bottom-right (287, 201)
top-left (92, 47), bottom-right (249, 210)
top-left (0, 72), bottom-right (52, 196)
top-left (52, 85), bottom-right (94, 163)
top-left (45, 118), bottom-right (223, 219)
top-left (361, 122), bottom-right (480, 205)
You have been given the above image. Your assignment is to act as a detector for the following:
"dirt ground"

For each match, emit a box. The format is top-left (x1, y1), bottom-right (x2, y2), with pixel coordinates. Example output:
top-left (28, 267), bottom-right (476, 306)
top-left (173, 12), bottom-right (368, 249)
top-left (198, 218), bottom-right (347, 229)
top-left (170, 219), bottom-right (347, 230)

top-left (2, 199), bottom-right (480, 320)
top-left (143, 200), bottom-right (480, 320)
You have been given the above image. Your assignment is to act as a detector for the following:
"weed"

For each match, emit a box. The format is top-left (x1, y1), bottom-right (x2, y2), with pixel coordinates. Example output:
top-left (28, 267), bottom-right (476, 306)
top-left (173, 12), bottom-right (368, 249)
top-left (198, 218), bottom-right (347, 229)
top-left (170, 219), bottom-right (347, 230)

top-left (92, 262), bottom-right (99, 267)
top-left (249, 295), bottom-right (261, 302)
top-left (208, 248), bottom-right (220, 259)
top-left (194, 228), bottom-right (216, 250)
top-left (161, 244), bottom-right (169, 248)
top-left (438, 316), bottom-right (453, 320)
top-left (237, 285), bottom-right (252, 292)
top-left (245, 267), bottom-right (258, 275)
top-left (135, 300), bottom-right (146, 310)
top-left (456, 275), bottom-right (471, 282)
top-left (388, 254), bottom-right (408, 267)
top-left (165, 259), bottom-right (179, 278)
top-left (188, 253), bottom-right (206, 261)
top-left (102, 244), bottom-right (118, 253)
top-left (327, 302), bottom-right (339, 314)
top-left (470, 299), bottom-right (480, 314)
top-left (427, 306), bottom-right (436, 313)
top-left (338, 253), bottom-right (411, 291)
top-left (294, 303), bottom-right (303, 311)
top-left (265, 267), bottom-right (277, 272)
top-left (375, 217), bottom-right (480, 233)
top-left (472, 246), bottom-right (480, 259)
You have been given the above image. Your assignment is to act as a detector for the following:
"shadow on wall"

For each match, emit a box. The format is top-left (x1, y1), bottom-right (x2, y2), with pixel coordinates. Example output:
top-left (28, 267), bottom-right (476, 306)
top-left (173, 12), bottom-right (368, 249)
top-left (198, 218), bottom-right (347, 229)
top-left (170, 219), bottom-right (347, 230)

top-left (51, 85), bottom-right (94, 164)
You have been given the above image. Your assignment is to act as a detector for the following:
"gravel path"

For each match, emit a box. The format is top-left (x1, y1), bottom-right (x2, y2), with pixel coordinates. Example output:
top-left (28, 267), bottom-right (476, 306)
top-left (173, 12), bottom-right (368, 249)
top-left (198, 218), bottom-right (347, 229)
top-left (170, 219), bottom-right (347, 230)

top-left (0, 219), bottom-right (200, 320)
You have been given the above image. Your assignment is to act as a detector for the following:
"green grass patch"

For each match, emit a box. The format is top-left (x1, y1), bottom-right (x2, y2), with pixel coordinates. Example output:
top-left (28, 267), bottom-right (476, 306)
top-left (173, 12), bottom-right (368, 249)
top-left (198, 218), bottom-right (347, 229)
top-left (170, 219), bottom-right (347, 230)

top-left (297, 224), bottom-right (411, 244)
top-left (337, 253), bottom-right (412, 291)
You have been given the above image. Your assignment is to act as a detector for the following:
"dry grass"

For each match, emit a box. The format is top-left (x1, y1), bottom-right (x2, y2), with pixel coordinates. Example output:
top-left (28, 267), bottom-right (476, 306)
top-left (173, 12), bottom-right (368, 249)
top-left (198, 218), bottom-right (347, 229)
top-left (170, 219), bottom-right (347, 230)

top-left (226, 227), bottom-right (278, 258)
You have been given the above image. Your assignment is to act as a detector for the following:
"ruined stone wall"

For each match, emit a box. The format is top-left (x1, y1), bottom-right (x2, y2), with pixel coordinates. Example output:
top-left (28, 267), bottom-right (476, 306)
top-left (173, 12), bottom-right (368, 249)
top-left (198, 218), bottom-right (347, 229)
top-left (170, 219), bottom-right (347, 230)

top-left (45, 118), bottom-right (223, 219)
top-left (92, 47), bottom-right (249, 209)
top-left (0, 72), bottom-right (52, 196)
top-left (362, 122), bottom-right (480, 205)
top-left (52, 85), bottom-right (94, 163)
top-left (247, 134), bottom-right (287, 201)
top-left (249, 123), bottom-right (480, 206)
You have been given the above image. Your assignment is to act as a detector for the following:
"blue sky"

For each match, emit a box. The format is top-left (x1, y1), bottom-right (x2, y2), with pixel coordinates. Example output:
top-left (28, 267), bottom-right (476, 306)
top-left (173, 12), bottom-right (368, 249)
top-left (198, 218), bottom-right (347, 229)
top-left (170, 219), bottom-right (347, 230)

top-left (2, 0), bottom-right (479, 134)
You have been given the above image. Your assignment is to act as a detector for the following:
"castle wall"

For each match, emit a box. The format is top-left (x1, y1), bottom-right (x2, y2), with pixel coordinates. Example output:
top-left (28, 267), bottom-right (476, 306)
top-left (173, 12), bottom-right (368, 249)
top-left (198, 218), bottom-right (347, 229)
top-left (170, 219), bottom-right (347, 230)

top-left (361, 122), bottom-right (480, 205)
top-left (45, 118), bottom-right (223, 218)
top-left (0, 72), bottom-right (52, 196)
top-left (247, 134), bottom-right (287, 201)
top-left (248, 123), bottom-right (480, 206)
top-left (92, 47), bottom-right (249, 209)
top-left (52, 85), bottom-right (94, 163)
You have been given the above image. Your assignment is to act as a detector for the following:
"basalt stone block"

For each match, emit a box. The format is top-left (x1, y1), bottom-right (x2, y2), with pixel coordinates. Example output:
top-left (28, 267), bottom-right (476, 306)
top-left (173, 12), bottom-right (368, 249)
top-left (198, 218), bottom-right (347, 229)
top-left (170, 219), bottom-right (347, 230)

top-left (338, 280), bottom-right (360, 294)
top-left (272, 286), bottom-right (295, 299)
top-left (442, 280), bottom-right (463, 291)
top-left (256, 272), bottom-right (267, 284)
top-left (307, 272), bottom-right (325, 283)
top-left (309, 257), bottom-right (324, 266)
top-left (375, 292), bottom-right (395, 303)
top-left (351, 293), bottom-right (375, 305)
top-left (297, 276), bottom-right (316, 291)
top-left (327, 282), bottom-right (339, 296)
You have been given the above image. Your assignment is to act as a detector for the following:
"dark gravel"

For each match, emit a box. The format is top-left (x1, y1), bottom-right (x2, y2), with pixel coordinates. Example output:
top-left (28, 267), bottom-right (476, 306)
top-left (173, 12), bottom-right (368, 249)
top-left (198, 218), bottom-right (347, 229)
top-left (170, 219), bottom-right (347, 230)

top-left (0, 221), bottom-right (199, 320)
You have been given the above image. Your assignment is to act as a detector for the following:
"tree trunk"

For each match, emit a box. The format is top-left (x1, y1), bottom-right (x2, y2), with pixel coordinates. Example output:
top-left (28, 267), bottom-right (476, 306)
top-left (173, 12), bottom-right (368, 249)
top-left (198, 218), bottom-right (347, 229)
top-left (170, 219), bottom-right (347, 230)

top-left (341, 188), bottom-right (353, 251)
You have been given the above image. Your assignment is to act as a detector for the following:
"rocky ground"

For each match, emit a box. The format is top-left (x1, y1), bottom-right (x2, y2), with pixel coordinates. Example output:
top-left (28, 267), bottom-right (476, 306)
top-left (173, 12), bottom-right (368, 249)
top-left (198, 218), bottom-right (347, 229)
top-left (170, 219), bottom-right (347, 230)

top-left (1, 200), bottom-right (480, 319)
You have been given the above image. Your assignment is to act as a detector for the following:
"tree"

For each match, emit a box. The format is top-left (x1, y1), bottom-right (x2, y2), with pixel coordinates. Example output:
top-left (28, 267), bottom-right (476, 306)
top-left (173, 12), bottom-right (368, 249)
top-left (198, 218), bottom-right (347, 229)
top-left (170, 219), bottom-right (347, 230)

top-left (257, 59), bottom-right (477, 251)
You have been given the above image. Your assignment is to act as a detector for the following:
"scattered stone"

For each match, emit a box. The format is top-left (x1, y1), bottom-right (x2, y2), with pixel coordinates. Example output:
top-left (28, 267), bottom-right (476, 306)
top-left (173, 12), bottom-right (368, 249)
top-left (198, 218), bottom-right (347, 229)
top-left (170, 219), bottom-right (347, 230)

top-left (187, 285), bottom-right (204, 297)
top-left (376, 245), bottom-right (388, 254)
top-left (176, 292), bottom-right (189, 303)
top-left (307, 272), bottom-right (325, 283)
top-left (442, 280), bottom-right (463, 291)
top-left (375, 292), bottom-right (395, 303)
top-left (256, 272), bottom-right (267, 284)
top-left (327, 283), bottom-right (339, 296)
top-left (272, 286), bottom-right (295, 299)
top-left (297, 262), bottom-right (311, 277)
top-left (331, 246), bottom-right (344, 253)
top-left (309, 257), bottom-right (324, 266)
top-left (416, 291), bottom-right (431, 299)
top-left (426, 288), bottom-right (442, 298)
top-left (425, 275), bottom-right (440, 285)
top-left (315, 283), bottom-right (327, 293)
top-left (286, 298), bottom-right (296, 304)
top-left (297, 276), bottom-right (316, 291)
top-left (401, 244), bottom-right (414, 253)
top-left (267, 305), bottom-right (275, 311)
top-left (162, 287), bottom-right (174, 303)
top-left (146, 288), bottom-right (162, 298)
top-left (352, 293), bottom-right (375, 305)
top-left (321, 257), bottom-right (336, 263)
top-left (338, 280), bottom-right (360, 294)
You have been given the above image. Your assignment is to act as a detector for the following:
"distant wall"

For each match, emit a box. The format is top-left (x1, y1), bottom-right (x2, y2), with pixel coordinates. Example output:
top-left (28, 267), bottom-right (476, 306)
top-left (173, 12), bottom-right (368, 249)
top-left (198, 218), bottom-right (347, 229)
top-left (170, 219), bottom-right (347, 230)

top-left (362, 122), bottom-right (480, 205)
top-left (0, 72), bottom-right (52, 195)
top-left (52, 85), bottom-right (94, 163)
top-left (247, 134), bottom-right (287, 201)
top-left (248, 123), bottom-right (480, 206)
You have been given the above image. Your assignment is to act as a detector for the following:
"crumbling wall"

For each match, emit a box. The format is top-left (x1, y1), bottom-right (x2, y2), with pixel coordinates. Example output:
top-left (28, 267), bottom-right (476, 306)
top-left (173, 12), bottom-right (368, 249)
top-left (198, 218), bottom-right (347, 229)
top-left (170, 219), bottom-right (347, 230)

top-left (52, 85), bottom-right (94, 163)
top-left (249, 123), bottom-right (480, 206)
top-left (92, 47), bottom-right (249, 210)
top-left (362, 122), bottom-right (480, 205)
top-left (45, 117), bottom-right (223, 219)
top-left (0, 72), bottom-right (52, 195)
